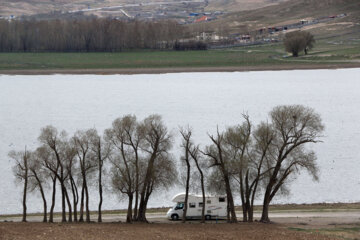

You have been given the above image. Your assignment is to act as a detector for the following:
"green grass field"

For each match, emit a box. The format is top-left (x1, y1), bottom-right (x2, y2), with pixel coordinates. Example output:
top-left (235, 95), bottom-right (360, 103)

top-left (0, 46), bottom-right (283, 70)
top-left (0, 38), bottom-right (359, 71)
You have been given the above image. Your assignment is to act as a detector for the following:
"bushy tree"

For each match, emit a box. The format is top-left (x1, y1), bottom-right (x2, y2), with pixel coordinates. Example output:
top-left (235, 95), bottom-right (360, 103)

top-left (284, 31), bottom-right (315, 57)
top-left (260, 105), bottom-right (324, 222)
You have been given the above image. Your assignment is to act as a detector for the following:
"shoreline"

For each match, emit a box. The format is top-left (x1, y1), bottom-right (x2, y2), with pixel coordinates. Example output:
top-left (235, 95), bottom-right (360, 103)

top-left (1, 202), bottom-right (359, 218)
top-left (1, 64), bottom-right (360, 75)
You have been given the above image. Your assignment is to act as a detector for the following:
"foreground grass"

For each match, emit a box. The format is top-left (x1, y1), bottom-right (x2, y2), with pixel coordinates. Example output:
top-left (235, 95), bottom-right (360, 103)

top-left (0, 37), bottom-right (359, 71)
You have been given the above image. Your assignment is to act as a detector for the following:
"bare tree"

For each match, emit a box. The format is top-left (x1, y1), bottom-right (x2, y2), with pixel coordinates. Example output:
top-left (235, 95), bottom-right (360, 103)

top-left (244, 122), bottom-right (274, 222)
top-left (179, 127), bottom-right (192, 223)
top-left (105, 115), bottom-right (142, 221)
top-left (73, 129), bottom-right (96, 223)
top-left (38, 126), bottom-right (69, 222)
top-left (227, 120), bottom-right (275, 222)
top-left (260, 105), bottom-right (324, 223)
top-left (105, 116), bottom-right (142, 223)
top-left (9, 148), bottom-right (29, 222)
top-left (188, 144), bottom-right (206, 223)
top-left (109, 151), bottom-right (137, 223)
top-left (136, 115), bottom-right (173, 222)
top-left (37, 145), bottom-right (58, 222)
top-left (28, 150), bottom-right (48, 222)
top-left (203, 128), bottom-right (237, 223)
top-left (88, 129), bottom-right (111, 223)
top-left (224, 115), bottom-right (252, 222)
top-left (63, 141), bottom-right (79, 222)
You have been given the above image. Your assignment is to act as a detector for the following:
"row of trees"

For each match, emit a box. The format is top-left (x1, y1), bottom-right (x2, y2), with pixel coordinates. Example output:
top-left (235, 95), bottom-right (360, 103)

top-left (0, 18), bottom-right (186, 52)
top-left (11, 105), bottom-right (324, 223)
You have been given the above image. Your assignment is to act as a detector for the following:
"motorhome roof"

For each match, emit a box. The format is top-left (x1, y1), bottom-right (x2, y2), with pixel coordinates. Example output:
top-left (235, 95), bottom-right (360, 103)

top-left (171, 193), bottom-right (226, 202)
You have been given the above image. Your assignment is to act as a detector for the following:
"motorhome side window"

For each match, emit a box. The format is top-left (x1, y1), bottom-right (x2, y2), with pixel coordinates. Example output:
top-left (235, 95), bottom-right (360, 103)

top-left (219, 197), bottom-right (226, 202)
top-left (206, 200), bottom-right (211, 204)
top-left (199, 202), bottom-right (203, 207)
top-left (189, 202), bottom-right (196, 208)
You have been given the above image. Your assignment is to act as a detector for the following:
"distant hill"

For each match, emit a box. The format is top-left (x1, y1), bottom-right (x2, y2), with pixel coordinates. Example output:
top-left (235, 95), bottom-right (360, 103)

top-left (206, 0), bottom-right (288, 11)
top-left (200, 0), bottom-right (360, 35)
top-left (0, 0), bottom-right (288, 17)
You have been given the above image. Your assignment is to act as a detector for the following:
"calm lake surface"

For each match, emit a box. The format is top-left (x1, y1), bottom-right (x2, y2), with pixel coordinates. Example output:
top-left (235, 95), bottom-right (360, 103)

top-left (1, 69), bottom-right (360, 215)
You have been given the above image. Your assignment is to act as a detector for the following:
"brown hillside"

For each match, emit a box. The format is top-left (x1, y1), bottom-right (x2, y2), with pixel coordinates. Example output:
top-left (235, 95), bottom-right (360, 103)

top-left (0, 0), bottom-right (289, 17)
top-left (206, 0), bottom-right (360, 33)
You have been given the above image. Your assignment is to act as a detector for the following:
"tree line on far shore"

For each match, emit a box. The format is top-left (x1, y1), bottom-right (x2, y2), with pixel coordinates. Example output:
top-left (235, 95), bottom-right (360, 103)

top-left (0, 18), bottom-right (190, 52)
top-left (11, 105), bottom-right (324, 223)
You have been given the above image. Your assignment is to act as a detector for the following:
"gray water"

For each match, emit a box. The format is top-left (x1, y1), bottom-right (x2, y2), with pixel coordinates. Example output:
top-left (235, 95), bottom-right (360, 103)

top-left (1, 69), bottom-right (360, 215)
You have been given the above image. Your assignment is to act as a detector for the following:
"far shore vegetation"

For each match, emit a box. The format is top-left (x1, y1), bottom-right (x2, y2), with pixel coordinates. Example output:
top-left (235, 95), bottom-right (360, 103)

top-left (0, 38), bottom-right (359, 71)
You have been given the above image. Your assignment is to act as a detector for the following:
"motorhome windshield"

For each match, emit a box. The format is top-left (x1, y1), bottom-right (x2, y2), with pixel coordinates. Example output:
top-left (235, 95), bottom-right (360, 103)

top-left (174, 203), bottom-right (184, 210)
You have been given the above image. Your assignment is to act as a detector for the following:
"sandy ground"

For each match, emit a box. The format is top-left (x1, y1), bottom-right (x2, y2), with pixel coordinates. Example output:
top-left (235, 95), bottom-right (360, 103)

top-left (2, 210), bottom-right (359, 224)
top-left (1, 64), bottom-right (360, 75)
top-left (1, 210), bottom-right (359, 239)
top-left (0, 221), bottom-right (343, 240)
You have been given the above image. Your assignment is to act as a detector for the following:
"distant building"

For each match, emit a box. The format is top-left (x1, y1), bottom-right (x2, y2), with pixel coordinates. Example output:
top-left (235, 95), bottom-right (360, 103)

top-left (300, 19), bottom-right (310, 24)
top-left (196, 31), bottom-right (221, 41)
top-left (195, 16), bottom-right (208, 23)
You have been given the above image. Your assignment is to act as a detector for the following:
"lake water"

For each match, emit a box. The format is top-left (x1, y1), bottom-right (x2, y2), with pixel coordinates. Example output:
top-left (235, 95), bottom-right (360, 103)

top-left (1, 69), bottom-right (360, 215)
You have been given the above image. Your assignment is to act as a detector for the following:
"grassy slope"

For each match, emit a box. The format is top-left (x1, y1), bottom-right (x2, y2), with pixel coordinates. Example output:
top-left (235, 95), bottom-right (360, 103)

top-left (0, 48), bottom-right (281, 70)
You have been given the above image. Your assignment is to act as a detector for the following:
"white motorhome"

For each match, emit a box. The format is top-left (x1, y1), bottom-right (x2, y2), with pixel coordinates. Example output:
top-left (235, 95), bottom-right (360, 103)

top-left (166, 193), bottom-right (227, 220)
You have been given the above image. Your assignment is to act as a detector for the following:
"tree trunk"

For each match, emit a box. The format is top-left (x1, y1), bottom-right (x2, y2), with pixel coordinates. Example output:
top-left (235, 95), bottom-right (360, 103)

top-left (22, 167), bottom-right (28, 222)
top-left (64, 187), bottom-right (72, 222)
top-left (126, 194), bottom-right (133, 223)
top-left (133, 190), bottom-right (138, 220)
top-left (260, 198), bottom-right (270, 223)
top-left (190, 149), bottom-right (205, 223)
top-left (60, 180), bottom-right (67, 222)
top-left (49, 176), bottom-right (57, 223)
top-left (85, 181), bottom-right (90, 222)
top-left (70, 177), bottom-right (78, 222)
top-left (239, 173), bottom-right (247, 222)
top-left (137, 180), bottom-right (153, 222)
top-left (137, 149), bottom-right (158, 222)
top-left (223, 172), bottom-right (237, 223)
top-left (200, 172), bottom-right (205, 223)
top-left (133, 153), bottom-right (139, 220)
top-left (260, 184), bottom-right (272, 223)
top-left (33, 171), bottom-right (47, 222)
top-left (248, 206), bottom-right (254, 222)
top-left (182, 153), bottom-right (191, 223)
top-left (245, 172), bottom-right (252, 222)
top-left (79, 180), bottom-right (85, 222)
top-left (98, 161), bottom-right (103, 223)
top-left (137, 189), bottom-right (148, 222)
top-left (40, 186), bottom-right (47, 222)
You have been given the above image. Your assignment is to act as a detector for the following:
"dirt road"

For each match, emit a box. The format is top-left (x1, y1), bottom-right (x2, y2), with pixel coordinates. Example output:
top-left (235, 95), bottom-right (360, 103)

top-left (2, 210), bottom-right (359, 225)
